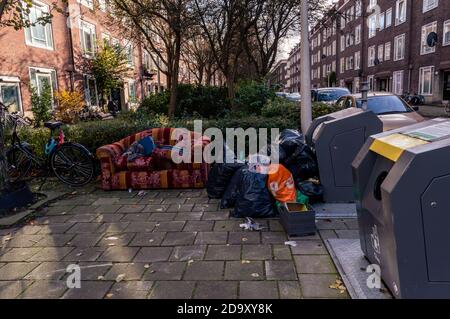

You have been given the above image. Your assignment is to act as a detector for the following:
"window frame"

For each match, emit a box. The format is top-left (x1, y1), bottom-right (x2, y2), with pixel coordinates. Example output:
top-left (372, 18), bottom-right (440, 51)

top-left (23, 0), bottom-right (54, 50)
top-left (419, 66), bottom-right (435, 96)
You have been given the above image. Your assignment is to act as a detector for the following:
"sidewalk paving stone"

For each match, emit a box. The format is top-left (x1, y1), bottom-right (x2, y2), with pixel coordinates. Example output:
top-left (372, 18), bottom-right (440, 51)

top-left (27, 247), bottom-right (75, 262)
top-left (278, 281), bottom-right (302, 299)
top-left (153, 221), bottom-right (186, 232)
top-left (335, 229), bottom-right (360, 239)
top-left (134, 247), bottom-right (173, 262)
top-left (166, 204), bottom-right (194, 213)
top-left (107, 281), bottom-right (153, 299)
top-left (63, 247), bottom-right (106, 262)
top-left (239, 281), bottom-right (279, 299)
top-left (98, 247), bottom-right (140, 262)
top-left (148, 213), bottom-right (177, 221)
top-left (175, 212), bottom-right (204, 221)
top-left (97, 233), bottom-right (135, 247)
top-left (272, 245), bottom-right (293, 260)
top-left (0, 262), bottom-right (40, 280)
top-left (76, 262), bottom-right (112, 280)
top-left (104, 263), bottom-right (147, 281)
top-left (205, 245), bottom-right (241, 260)
top-left (228, 232), bottom-right (261, 244)
top-left (34, 234), bottom-right (75, 247)
top-left (265, 261), bottom-right (297, 280)
top-left (62, 281), bottom-right (113, 299)
top-left (122, 222), bottom-right (155, 233)
top-left (294, 255), bottom-right (337, 274)
top-left (19, 280), bottom-right (67, 299)
top-left (2, 235), bottom-right (43, 248)
top-left (183, 221), bottom-right (214, 232)
top-left (242, 245), bottom-right (272, 260)
top-left (224, 261), bottom-right (264, 281)
top-left (299, 274), bottom-right (349, 299)
top-left (170, 246), bottom-right (206, 261)
top-left (129, 232), bottom-right (166, 246)
top-left (24, 262), bottom-right (68, 280)
top-left (194, 232), bottom-right (228, 245)
top-left (117, 205), bottom-right (146, 213)
top-left (119, 213), bottom-right (150, 222)
top-left (0, 281), bottom-right (33, 299)
top-left (143, 262), bottom-right (186, 280)
top-left (142, 204), bottom-right (169, 213)
top-left (66, 222), bottom-right (102, 234)
top-left (183, 261), bottom-right (224, 280)
top-left (38, 223), bottom-right (76, 234)
top-left (67, 234), bottom-right (102, 247)
top-left (290, 240), bottom-right (328, 255)
top-left (94, 205), bottom-right (122, 213)
top-left (0, 248), bottom-right (42, 262)
top-left (148, 281), bottom-right (195, 299)
top-left (194, 281), bottom-right (238, 299)
top-left (161, 232), bottom-right (196, 246)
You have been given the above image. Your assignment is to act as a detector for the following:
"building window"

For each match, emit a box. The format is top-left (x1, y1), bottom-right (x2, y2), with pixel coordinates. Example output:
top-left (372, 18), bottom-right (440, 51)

top-left (393, 71), bottom-right (404, 95)
top-left (368, 46), bottom-right (376, 67)
top-left (29, 67), bottom-right (57, 108)
top-left (444, 20), bottom-right (450, 46)
top-left (394, 34), bottom-right (405, 61)
top-left (125, 43), bottom-right (134, 67)
top-left (378, 45), bottom-right (384, 63)
top-left (386, 8), bottom-right (392, 27)
top-left (0, 79), bottom-right (22, 113)
top-left (340, 35), bottom-right (345, 52)
top-left (355, 51), bottom-right (361, 70)
top-left (368, 14), bottom-right (377, 38)
top-left (385, 42), bottom-right (391, 60)
top-left (77, 0), bottom-right (94, 9)
top-left (419, 66), bottom-right (434, 95)
top-left (98, 0), bottom-right (107, 11)
top-left (128, 80), bottom-right (137, 104)
top-left (379, 12), bottom-right (385, 30)
top-left (79, 20), bottom-right (96, 58)
top-left (83, 75), bottom-right (99, 107)
top-left (355, 25), bottom-right (361, 44)
top-left (24, 1), bottom-right (54, 50)
top-left (340, 57), bottom-right (345, 74)
top-left (355, 0), bottom-right (362, 17)
top-left (423, 0), bottom-right (438, 13)
top-left (421, 21), bottom-right (437, 55)
top-left (395, 0), bottom-right (407, 25)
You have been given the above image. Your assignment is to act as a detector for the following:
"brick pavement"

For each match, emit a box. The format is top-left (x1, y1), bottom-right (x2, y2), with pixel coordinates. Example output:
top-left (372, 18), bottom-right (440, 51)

top-left (0, 189), bottom-right (359, 299)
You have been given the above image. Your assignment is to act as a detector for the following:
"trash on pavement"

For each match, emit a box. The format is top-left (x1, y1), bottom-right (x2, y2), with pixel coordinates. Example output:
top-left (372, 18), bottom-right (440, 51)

top-left (267, 164), bottom-right (296, 203)
top-left (239, 217), bottom-right (265, 231)
top-left (284, 241), bottom-right (298, 247)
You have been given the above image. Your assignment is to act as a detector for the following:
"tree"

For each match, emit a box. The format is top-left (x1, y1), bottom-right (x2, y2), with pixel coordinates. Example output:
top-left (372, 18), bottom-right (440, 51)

top-left (90, 42), bottom-right (130, 109)
top-left (30, 82), bottom-right (53, 127)
top-left (109, 0), bottom-right (195, 117)
top-left (244, 0), bottom-right (329, 79)
top-left (193, 0), bottom-right (264, 108)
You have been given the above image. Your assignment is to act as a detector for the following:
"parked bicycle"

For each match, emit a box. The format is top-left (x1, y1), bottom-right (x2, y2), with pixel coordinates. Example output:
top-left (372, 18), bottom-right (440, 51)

top-left (2, 102), bottom-right (95, 187)
top-left (1, 103), bottom-right (33, 129)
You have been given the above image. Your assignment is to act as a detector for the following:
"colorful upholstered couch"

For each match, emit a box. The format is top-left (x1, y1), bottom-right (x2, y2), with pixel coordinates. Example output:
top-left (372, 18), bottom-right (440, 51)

top-left (96, 128), bottom-right (210, 190)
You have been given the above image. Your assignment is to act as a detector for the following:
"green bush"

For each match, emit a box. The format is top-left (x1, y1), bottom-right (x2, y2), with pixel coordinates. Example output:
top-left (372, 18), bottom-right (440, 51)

top-left (31, 83), bottom-right (52, 127)
top-left (261, 97), bottom-right (298, 118)
top-left (311, 102), bottom-right (343, 119)
top-left (234, 80), bottom-right (276, 115)
top-left (176, 84), bottom-right (229, 118)
top-left (138, 90), bottom-right (170, 115)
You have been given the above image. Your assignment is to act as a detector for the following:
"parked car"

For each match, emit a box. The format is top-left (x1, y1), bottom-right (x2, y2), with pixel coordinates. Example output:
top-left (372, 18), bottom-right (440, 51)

top-left (335, 92), bottom-right (425, 131)
top-left (286, 92), bottom-right (301, 102)
top-left (275, 92), bottom-right (288, 98)
top-left (311, 87), bottom-right (351, 104)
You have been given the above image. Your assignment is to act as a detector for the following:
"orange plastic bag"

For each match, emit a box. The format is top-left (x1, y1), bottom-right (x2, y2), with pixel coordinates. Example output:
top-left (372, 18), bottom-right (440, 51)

top-left (267, 164), bottom-right (296, 203)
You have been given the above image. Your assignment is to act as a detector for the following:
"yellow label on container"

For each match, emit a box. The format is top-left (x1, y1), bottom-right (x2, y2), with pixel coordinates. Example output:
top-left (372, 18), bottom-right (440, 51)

top-left (370, 133), bottom-right (429, 162)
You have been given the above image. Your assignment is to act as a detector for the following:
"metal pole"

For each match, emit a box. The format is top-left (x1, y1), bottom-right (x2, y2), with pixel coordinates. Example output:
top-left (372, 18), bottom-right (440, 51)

top-left (300, 0), bottom-right (312, 134)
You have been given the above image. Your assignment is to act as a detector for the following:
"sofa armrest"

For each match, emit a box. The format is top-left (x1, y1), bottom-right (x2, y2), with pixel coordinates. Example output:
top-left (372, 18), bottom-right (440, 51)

top-left (96, 143), bottom-right (125, 175)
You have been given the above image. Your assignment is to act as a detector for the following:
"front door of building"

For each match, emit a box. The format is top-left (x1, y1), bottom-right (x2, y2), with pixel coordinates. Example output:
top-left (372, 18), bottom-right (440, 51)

top-left (111, 88), bottom-right (123, 111)
top-left (379, 78), bottom-right (388, 92)
top-left (443, 72), bottom-right (450, 101)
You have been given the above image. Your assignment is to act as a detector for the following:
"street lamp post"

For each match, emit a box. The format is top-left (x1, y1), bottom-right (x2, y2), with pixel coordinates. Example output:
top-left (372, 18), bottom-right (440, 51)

top-left (300, 0), bottom-right (312, 134)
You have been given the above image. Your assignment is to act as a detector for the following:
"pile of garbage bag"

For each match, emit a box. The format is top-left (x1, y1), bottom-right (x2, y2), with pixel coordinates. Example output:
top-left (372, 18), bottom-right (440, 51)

top-left (206, 131), bottom-right (324, 219)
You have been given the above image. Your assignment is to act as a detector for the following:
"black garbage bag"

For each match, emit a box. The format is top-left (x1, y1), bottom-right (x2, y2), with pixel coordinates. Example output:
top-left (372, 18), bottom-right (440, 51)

top-left (220, 166), bottom-right (246, 209)
top-left (221, 168), bottom-right (276, 218)
top-left (283, 143), bottom-right (319, 182)
top-left (207, 162), bottom-right (246, 199)
top-left (297, 181), bottom-right (324, 204)
top-left (278, 129), bottom-right (305, 158)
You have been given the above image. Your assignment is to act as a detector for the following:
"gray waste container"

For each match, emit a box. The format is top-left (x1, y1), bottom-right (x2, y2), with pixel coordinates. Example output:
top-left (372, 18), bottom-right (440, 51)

top-left (305, 107), bottom-right (382, 203)
top-left (352, 118), bottom-right (450, 298)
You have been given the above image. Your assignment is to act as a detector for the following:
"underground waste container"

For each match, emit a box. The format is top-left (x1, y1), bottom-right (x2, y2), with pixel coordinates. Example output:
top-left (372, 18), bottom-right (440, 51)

top-left (305, 107), bottom-right (383, 203)
top-left (352, 118), bottom-right (450, 299)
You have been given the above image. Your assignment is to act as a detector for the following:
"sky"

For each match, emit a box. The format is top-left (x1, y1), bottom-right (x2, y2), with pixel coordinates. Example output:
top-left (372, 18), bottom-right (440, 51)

top-left (277, 0), bottom-right (335, 61)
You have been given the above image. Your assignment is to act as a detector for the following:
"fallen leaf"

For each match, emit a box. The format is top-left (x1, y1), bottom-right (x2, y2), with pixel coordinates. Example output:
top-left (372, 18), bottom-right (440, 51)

top-left (115, 274), bottom-right (126, 283)
top-left (241, 260), bottom-right (251, 264)
top-left (98, 276), bottom-right (105, 280)
top-left (106, 293), bottom-right (114, 298)
top-left (251, 273), bottom-right (260, 278)
top-left (187, 259), bottom-right (194, 265)
top-left (241, 238), bottom-right (248, 242)
top-left (144, 264), bottom-right (150, 269)
top-left (106, 236), bottom-right (118, 241)
top-left (76, 252), bottom-right (83, 257)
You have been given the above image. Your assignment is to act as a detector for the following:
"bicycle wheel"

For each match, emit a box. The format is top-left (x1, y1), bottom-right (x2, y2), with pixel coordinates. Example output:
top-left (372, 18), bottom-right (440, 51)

top-left (6, 146), bottom-right (33, 183)
top-left (51, 143), bottom-right (95, 187)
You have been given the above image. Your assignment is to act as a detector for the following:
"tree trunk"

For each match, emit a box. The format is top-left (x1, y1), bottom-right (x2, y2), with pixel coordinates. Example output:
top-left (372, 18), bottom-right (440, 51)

top-left (226, 76), bottom-right (236, 110)
top-left (168, 30), bottom-right (182, 118)
top-left (0, 106), bottom-right (8, 191)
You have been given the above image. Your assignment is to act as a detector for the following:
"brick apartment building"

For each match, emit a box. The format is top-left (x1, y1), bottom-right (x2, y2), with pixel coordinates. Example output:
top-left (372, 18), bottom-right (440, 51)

top-left (287, 43), bottom-right (301, 93)
top-left (268, 59), bottom-right (288, 90)
top-left (287, 0), bottom-right (450, 104)
top-left (0, 0), bottom-right (167, 116)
